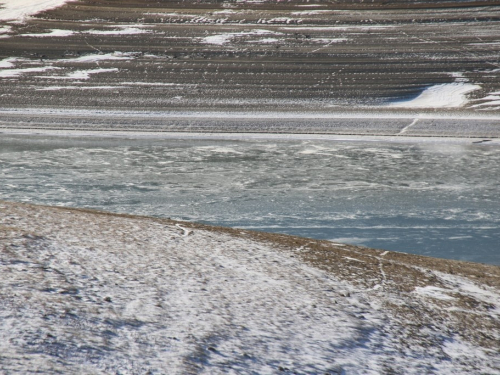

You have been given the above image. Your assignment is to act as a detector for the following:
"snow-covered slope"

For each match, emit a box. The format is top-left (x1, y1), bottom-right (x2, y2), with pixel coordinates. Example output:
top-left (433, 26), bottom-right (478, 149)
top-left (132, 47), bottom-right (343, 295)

top-left (389, 83), bottom-right (481, 109)
top-left (1, 201), bottom-right (499, 374)
top-left (0, 0), bottom-right (73, 21)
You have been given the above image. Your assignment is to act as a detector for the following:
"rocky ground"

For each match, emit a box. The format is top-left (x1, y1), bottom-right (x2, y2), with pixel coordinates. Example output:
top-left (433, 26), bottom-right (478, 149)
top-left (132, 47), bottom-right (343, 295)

top-left (1, 200), bottom-right (500, 374)
top-left (1, 0), bottom-right (500, 112)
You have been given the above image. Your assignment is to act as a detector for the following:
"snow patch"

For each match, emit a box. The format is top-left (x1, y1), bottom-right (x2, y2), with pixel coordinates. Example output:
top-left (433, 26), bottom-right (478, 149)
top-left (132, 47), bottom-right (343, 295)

top-left (59, 52), bottom-right (132, 63)
top-left (202, 29), bottom-right (278, 45)
top-left (22, 28), bottom-right (75, 37)
top-left (0, 0), bottom-right (74, 21)
top-left (442, 337), bottom-right (490, 360)
top-left (291, 10), bottom-right (334, 15)
top-left (246, 37), bottom-right (279, 44)
top-left (414, 286), bottom-right (456, 301)
top-left (282, 25), bottom-right (395, 31)
top-left (0, 65), bottom-right (59, 78)
top-left (212, 9), bottom-right (239, 15)
top-left (202, 34), bottom-right (233, 45)
top-left (312, 38), bottom-right (348, 44)
top-left (36, 85), bottom-right (122, 90)
top-left (0, 25), bottom-right (12, 34)
top-left (47, 68), bottom-right (119, 80)
top-left (471, 90), bottom-right (500, 109)
top-left (1, 202), bottom-right (498, 374)
top-left (258, 17), bottom-right (301, 24)
top-left (84, 27), bottom-right (151, 36)
top-left (389, 83), bottom-right (481, 109)
top-left (120, 82), bottom-right (180, 86)
top-left (0, 57), bottom-right (17, 68)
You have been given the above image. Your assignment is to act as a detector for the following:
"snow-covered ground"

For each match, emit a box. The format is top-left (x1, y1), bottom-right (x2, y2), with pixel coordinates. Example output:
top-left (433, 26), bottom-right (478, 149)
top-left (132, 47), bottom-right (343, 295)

top-left (0, 0), bottom-right (74, 21)
top-left (1, 200), bottom-right (499, 374)
top-left (389, 83), bottom-right (481, 109)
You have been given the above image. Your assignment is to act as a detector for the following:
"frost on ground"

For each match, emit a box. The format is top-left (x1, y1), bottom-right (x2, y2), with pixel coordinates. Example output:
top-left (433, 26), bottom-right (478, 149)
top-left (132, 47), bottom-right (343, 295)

top-left (0, 0), bottom-right (74, 21)
top-left (389, 83), bottom-right (481, 109)
top-left (1, 201), bottom-right (499, 374)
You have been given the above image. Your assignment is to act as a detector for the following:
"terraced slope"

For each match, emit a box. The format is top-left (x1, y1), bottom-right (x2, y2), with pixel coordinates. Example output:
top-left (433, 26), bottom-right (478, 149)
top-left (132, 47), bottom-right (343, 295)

top-left (1, 0), bottom-right (500, 111)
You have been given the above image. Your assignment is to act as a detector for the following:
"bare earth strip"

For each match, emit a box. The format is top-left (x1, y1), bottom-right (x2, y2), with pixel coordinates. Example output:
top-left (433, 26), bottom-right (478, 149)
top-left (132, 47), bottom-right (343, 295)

top-left (0, 200), bottom-right (499, 374)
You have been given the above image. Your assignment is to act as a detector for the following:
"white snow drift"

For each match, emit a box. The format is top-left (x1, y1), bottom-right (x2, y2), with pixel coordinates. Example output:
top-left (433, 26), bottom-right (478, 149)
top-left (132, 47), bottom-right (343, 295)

top-left (0, 0), bottom-right (74, 21)
top-left (390, 83), bottom-right (481, 109)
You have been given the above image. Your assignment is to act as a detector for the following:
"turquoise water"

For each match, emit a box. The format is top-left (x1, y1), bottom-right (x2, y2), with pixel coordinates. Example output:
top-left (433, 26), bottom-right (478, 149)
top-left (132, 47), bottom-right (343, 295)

top-left (1, 134), bottom-right (499, 265)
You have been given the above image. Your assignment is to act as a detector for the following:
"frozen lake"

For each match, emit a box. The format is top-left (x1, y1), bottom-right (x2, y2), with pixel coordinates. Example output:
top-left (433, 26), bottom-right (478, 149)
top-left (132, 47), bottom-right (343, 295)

top-left (1, 134), bottom-right (499, 265)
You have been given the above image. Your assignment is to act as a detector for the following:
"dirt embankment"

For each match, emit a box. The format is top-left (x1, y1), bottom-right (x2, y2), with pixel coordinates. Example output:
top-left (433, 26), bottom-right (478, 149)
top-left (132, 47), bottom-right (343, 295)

top-left (1, 200), bottom-right (499, 373)
top-left (0, 0), bottom-right (499, 112)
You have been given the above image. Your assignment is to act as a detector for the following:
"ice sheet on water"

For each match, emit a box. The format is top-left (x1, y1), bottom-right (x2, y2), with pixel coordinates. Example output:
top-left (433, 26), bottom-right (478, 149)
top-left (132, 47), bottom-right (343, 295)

top-left (0, 136), bottom-right (499, 264)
